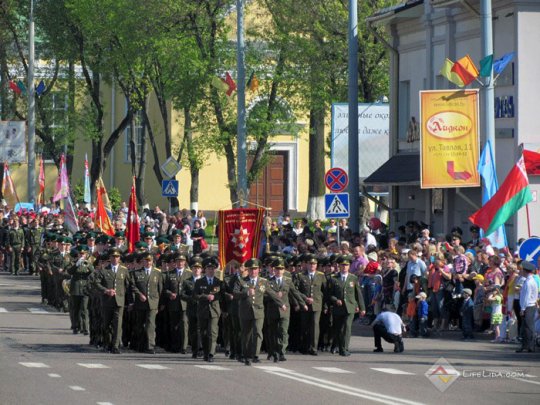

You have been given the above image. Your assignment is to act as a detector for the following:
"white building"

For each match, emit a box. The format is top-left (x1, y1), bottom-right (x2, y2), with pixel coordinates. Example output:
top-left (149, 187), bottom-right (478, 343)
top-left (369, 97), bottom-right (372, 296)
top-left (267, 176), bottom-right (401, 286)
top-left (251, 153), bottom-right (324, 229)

top-left (365, 0), bottom-right (540, 247)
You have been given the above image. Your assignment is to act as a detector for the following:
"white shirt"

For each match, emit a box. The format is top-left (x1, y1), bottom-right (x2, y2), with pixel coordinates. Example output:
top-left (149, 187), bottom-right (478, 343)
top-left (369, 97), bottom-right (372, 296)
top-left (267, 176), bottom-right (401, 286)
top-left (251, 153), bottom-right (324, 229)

top-left (405, 259), bottom-right (427, 290)
top-left (373, 312), bottom-right (404, 335)
top-left (520, 275), bottom-right (539, 310)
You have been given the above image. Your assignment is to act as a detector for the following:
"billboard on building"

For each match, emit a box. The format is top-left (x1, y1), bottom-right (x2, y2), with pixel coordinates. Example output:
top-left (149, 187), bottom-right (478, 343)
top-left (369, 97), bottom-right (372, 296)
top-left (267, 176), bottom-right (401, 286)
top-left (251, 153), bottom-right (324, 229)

top-left (331, 103), bottom-right (389, 178)
top-left (420, 90), bottom-right (480, 189)
top-left (0, 121), bottom-right (26, 163)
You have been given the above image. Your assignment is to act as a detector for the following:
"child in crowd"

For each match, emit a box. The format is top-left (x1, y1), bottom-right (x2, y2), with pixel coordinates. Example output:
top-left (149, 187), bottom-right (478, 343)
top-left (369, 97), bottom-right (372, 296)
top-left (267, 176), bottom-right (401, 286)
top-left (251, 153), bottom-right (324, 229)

top-left (416, 292), bottom-right (429, 337)
top-left (461, 288), bottom-right (474, 339)
top-left (487, 286), bottom-right (503, 343)
top-left (473, 274), bottom-right (485, 331)
top-left (405, 293), bottom-right (418, 337)
top-left (371, 274), bottom-right (383, 316)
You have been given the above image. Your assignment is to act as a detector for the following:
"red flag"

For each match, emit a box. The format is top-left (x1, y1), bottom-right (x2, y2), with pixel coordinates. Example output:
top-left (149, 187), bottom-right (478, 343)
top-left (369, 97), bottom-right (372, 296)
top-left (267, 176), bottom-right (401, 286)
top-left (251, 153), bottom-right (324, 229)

top-left (9, 80), bottom-right (21, 95)
top-left (224, 72), bottom-right (237, 97)
top-left (95, 178), bottom-right (115, 236)
top-left (37, 155), bottom-right (45, 206)
top-left (125, 178), bottom-right (140, 252)
top-left (450, 55), bottom-right (479, 86)
top-left (218, 208), bottom-right (265, 267)
top-left (523, 149), bottom-right (540, 175)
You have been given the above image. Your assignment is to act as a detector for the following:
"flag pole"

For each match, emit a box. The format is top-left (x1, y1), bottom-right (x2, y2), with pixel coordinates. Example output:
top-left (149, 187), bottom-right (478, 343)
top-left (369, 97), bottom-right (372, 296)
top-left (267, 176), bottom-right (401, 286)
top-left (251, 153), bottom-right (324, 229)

top-left (525, 203), bottom-right (531, 238)
top-left (27, 0), bottom-right (36, 205)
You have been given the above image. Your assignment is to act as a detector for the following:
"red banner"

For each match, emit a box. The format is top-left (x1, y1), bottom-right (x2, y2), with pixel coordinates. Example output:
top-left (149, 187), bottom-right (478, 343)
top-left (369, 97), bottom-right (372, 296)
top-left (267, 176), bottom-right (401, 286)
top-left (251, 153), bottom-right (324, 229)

top-left (218, 208), bottom-right (264, 267)
top-left (524, 149), bottom-right (540, 175)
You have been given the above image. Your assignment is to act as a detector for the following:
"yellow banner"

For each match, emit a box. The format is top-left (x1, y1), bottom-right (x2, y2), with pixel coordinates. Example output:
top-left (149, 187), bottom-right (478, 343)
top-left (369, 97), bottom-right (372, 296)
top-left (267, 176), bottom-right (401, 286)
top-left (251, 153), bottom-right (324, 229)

top-left (420, 90), bottom-right (480, 189)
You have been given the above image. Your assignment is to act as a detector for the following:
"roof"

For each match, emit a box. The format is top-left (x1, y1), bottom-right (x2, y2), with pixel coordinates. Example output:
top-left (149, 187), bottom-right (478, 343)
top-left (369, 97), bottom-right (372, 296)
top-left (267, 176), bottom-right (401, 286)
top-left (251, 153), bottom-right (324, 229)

top-left (363, 154), bottom-right (420, 186)
top-left (367, 0), bottom-right (424, 23)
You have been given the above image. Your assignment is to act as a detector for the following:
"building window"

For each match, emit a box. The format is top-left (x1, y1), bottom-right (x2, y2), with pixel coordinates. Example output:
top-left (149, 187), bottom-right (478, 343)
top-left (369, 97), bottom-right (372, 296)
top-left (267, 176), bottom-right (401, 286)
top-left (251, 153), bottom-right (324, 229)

top-left (398, 80), bottom-right (410, 141)
top-left (124, 110), bottom-right (144, 163)
top-left (39, 92), bottom-right (68, 160)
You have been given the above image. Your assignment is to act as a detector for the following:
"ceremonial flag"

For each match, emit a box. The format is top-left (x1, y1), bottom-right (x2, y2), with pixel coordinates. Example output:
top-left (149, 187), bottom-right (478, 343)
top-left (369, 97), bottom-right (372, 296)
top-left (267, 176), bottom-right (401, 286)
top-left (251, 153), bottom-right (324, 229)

top-left (224, 72), bottom-right (237, 97)
top-left (125, 177), bottom-right (140, 252)
top-left (53, 154), bottom-right (70, 202)
top-left (95, 177), bottom-right (115, 236)
top-left (439, 59), bottom-right (465, 87)
top-left (2, 162), bottom-right (20, 208)
top-left (218, 208), bottom-right (265, 267)
top-left (17, 80), bottom-right (27, 95)
top-left (64, 195), bottom-right (80, 234)
top-left (247, 71), bottom-right (259, 92)
top-left (9, 80), bottom-right (21, 95)
top-left (477, 140), bottom-right (507, 248)
top-left (493, 52), bottom-right (515, 75)
top-left (37, 154), bottom-right (45, 206)
top-left (479, 54), bottom-right (493, 77)
top-left (469, 155), bottom-right (533, 236)
top-left (523, 149), bottom-right (540, 176)
top-left (96, 177), bottom-right (113, 218)
top-left (451, 55), bottom-right (479, 86)
top-left (83, 154), bottom-right (91, 205)
top-left (35, 80), bottom-right (46, 96)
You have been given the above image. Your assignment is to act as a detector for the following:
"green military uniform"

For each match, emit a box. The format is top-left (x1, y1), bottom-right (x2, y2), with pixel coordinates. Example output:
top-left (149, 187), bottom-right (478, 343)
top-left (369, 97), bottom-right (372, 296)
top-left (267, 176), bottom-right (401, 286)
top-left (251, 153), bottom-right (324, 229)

top-left (7, 223), bottom-right (25, 275)
top-left (94, 249), bottom-right (130, 353)
top-left (130, 253), bottom-right (163, 353)
top-left (193, 258), bottom-right (223, 362)
top-left (67, 248), bottom-right (94, 335)
top-left (234, 259), bottom-right (283, 365)
top-left (163, 254), bottom-right (192, 353)
top-left (25, 221), bottom-right (43, 275)
top-left (266, 259), bottom-right (306, 362)
top-left (296, 255), bottom-right (327, 355)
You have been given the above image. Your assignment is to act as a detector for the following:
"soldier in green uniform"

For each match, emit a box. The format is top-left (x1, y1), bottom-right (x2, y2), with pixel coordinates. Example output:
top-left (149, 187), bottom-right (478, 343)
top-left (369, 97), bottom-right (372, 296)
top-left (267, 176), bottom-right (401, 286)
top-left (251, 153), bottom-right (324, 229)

top-left (68, 245), bottom-right (94, 335)
top-left (234, 258), bottom-right (284, 366)
top-left (25, 217), bottom-right (43, 275)
top-left (296, 254), bottom-right (327, 355)
top-left (182, 256), bottom-right (203, 358)
top-left (266, 258), bottom-right (307, 362)
top-left (86, 253), bottom-right (105, 348)
top-left (194, 257), bottom-right (224, 362)
top-left (327, 255), bottom-right (365, 356)
top-left (130, 252), bottom-right (163, 354)
top-left (222, 260), bottom-right (245, 360)
top-left (94, 248), bottom-right (129, 353)
top-left (163, 253), bottom-right (192, 353)
top-left (37, 235), bottom-right (54, 304)
top-left (6, 217), bottom-right (25, 275)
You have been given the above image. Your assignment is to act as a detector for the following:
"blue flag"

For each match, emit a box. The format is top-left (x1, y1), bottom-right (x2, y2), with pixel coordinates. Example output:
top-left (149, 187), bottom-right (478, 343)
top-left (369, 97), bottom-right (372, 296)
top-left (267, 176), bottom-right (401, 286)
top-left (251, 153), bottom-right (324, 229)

top-left (35, 80), bottom-right (46, 96)
top-left (478, 140), bottom-right (507, 248)
top-left (493, 52), bottom-right (515, 75)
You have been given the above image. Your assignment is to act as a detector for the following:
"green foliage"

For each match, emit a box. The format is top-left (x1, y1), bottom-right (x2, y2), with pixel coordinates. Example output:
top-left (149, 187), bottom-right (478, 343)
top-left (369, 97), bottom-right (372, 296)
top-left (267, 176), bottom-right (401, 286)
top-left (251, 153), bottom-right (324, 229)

top-left (108, 186), bottom-right (122, 212)
top-left (72, 181), bottom-right (84, 204)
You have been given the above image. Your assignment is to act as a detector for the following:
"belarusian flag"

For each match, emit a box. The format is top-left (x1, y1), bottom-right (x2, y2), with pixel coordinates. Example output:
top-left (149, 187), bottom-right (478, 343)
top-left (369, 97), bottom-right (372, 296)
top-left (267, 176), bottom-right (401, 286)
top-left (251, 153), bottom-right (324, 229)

top-left (469, 155), bottom-right (533, 236)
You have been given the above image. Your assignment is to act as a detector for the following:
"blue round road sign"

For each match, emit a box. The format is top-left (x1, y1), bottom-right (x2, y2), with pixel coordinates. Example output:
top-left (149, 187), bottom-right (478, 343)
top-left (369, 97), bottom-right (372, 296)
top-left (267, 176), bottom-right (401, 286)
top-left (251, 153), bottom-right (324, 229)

top-left (518, 237), bottom-right (540, 264)
top-left (325, 168), bottom-right (348, 193)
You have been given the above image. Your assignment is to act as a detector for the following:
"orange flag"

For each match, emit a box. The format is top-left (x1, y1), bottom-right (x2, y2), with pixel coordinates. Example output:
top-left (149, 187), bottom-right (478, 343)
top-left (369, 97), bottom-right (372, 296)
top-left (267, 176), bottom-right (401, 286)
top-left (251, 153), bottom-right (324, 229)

top-left (95, 177), bottom-right (115, 236)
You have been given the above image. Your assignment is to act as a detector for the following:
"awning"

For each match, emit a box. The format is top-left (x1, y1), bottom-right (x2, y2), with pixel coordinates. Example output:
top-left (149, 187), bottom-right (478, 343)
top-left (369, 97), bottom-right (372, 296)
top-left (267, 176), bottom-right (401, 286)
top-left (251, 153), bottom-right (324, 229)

top-left (363, 154), bottom-right (420, 186)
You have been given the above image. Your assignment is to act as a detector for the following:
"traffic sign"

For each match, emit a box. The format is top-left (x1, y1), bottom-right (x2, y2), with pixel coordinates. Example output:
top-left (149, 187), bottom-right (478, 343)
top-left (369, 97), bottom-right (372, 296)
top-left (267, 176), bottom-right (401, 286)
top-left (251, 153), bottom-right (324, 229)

top-left (518, 237), bottom-right (540, 264)
top-left (325, 193), bottom-right (349, 218)
top-left (325, 167), bottom-right (348, 193)
top-left (162, 179), bottom-right (179, 197)
top-left (160, 157), bottom-right (182, 178)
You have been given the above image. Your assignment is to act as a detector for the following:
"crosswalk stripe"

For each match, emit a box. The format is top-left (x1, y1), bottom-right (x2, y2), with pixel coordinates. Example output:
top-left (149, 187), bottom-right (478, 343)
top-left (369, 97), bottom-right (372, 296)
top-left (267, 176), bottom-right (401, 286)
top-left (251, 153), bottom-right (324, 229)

top-left (0, 307), bottom-right (7, 312)
top-left (48, 373), bottom-right (61, 378)
top-left (136, 364), bottom-right (170, 370)
top-left (69, 386), bottom-right (86, 391)
top-left (28, 307), bottom-right (49, 314)
top-left (371, 368), bottom-right (415, 375)
top-left (19, 362), bottom-right (50, 368)
top-left (195, 365), bottom-right (231, 371)
top-left (97, 402), bottom-right (115, 405)
top-left (77, 363), bottom-right (110, 369)
top-left (254, 366), bottom-right (290, 372)
top-left (313, 367), bottom-right (354, 374)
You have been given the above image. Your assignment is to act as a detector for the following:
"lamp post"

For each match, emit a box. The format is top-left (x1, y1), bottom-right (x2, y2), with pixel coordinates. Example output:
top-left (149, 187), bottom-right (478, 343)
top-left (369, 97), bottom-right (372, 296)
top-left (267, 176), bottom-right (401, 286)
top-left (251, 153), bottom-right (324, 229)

top-left (236, 0), bottom-right (247, 207)
top-left (27, 0), bottom-right (36, 205)
top-left (348, 0), bottom-right (359, 232)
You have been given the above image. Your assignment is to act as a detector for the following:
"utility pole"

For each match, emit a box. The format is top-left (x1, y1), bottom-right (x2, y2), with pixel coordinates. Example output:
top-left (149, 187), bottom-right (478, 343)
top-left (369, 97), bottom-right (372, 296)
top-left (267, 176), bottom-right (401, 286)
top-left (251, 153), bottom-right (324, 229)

top-left (236, 0), bottom-right (247, 207)
top-left (27, 0), bottom-right (36, 205)
top-left (481, 0), bottom-right (495, 158)
top-left (348, 0), bottom-right (359, 232)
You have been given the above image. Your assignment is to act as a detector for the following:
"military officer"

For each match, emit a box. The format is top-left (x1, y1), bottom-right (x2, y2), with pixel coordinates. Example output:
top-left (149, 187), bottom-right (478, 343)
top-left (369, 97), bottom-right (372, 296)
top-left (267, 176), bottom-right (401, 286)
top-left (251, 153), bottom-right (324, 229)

top-left (296, 254), bottom-right (327, 355)
top-left (163, 253), bottom-right (192, 353)
top-left (6, 217), bottom-right (25, 275)
top-left (327, 256), bottom-right (365, 356)
top-left (266, 258), bottom-right (307, 362)
top-left (234, 258), bottom-right (284, 366)
top-left (194, 257), bottom-right (224, 362)
top-left (182, 256), bottom-right (203, 358)
top-left (94, 248), bottom-right (129, 353)
top-left (25, 217), bottom-right (43, 275)
top-left (67, 245), bottom-right (94, 335)
top-left (130, 252), bottom-right (163, 354)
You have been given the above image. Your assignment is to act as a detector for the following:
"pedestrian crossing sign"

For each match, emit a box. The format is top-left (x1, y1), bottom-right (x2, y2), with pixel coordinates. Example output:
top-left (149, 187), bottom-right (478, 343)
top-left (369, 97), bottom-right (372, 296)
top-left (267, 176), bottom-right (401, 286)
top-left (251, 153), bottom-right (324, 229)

top-left (325, 193), bottom-right (349, 218)
top-left (162, 179), bottom-right (179, 197)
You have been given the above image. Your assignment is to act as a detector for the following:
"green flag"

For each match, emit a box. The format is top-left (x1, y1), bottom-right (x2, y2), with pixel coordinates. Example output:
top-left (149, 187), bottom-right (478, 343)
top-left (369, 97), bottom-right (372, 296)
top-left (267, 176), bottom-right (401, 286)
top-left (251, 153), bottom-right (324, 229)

top-left (479, 54), bottom-right (493, 78)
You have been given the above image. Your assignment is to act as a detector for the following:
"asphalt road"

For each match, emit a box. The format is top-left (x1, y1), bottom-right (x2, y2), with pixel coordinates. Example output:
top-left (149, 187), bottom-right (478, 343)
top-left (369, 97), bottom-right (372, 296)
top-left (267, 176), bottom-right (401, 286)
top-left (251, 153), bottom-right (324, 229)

top-left (1, 272), bottom-right (539, 405)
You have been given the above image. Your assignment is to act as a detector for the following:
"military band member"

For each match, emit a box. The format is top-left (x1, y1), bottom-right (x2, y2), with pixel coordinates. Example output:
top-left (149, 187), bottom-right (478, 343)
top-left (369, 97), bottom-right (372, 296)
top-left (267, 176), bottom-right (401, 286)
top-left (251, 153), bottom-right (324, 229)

top-left (68, 245), bottom-right (94, 335)
top-left (7, 217), bottom-right (25, 275)
top-left (25, 217), bottom-right (43, 275)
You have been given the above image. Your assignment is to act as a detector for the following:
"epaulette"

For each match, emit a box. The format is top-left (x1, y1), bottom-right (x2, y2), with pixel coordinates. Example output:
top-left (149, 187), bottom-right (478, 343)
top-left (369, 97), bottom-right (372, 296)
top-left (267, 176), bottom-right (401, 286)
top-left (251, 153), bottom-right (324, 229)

top-left (316, 271), bottom-right (324, 275)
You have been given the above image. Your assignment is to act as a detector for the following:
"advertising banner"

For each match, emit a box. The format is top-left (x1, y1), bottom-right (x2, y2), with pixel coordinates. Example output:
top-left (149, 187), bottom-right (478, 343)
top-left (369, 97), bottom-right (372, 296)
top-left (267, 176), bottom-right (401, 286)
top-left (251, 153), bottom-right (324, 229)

top-left (0, 121), bottom-right (26, 163)
top-left (420, 90), bottom-right (480, 188)
top-left (218, 208), bottom-right (265, 267)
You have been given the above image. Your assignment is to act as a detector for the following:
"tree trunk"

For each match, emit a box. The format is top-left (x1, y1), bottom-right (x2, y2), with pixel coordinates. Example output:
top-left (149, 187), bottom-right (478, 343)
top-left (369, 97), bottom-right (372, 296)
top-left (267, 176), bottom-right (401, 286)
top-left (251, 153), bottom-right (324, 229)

top-left (66, 60), bottom-right (76, 176)
top-left (184, 107), bottom-right (199, 212)
top-left (306, 107), bottom-right (326, 220)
